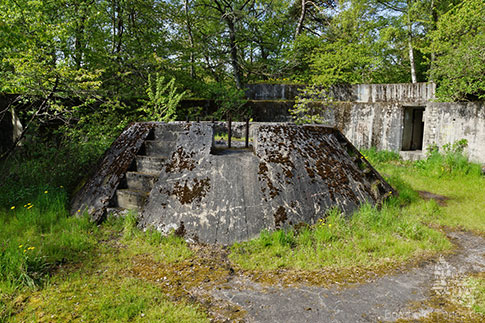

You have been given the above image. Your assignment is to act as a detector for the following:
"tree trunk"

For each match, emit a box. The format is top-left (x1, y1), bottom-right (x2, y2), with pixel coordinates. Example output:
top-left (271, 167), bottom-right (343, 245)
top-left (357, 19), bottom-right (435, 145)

top-left (74, 15), bottom-right (86, 68)
top-left (407, 1), bottom-right (417, 83)
top-left (184, 0), bottom-right (195, 78)
top-left (226, 17), bottom-right (243, 89)
top-left (295, 0), bottom-right (306, 39)
top-left (429, 0), bottom-right (438, 81)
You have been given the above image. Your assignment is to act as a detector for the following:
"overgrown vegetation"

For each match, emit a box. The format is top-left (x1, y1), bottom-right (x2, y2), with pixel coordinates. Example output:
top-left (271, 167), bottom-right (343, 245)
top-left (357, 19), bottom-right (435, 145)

top-left (230, 191), bottom-right (449, 271)
top-left (0, 191), bottom-right (208, 322)
top-left (1, 122), bottom-right (484, 321)
top-left (0, 191), bottom-right (96, 289)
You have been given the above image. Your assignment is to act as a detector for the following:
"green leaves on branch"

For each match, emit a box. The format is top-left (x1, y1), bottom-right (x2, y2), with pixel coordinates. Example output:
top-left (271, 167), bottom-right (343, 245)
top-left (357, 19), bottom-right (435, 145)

top-left (141, 74), bottom-right (186, 122)
top-left (290, 85), bottom-right (334, 125)
top-left (428, 0), bottom-right (485, 101)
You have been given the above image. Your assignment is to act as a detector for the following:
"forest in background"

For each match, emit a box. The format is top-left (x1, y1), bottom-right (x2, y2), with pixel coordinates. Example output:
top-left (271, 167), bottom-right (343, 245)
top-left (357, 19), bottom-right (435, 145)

top-left (0, 0), bottom-right (483, 163)
top-left (1, 0), bottom-right (483, 101)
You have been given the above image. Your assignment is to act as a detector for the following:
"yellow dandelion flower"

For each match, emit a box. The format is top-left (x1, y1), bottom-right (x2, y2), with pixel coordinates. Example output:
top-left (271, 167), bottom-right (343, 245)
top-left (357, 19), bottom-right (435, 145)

top-left (44, 190), bottom-right (48, 194)
top-left (19, 245), bottom-right (23, 248)
top-left (24, 205), bottom-right (27, 208)
top-left (28, 247), bottom-right (35, 250)
top-left (27, 205), bottom-right (33, 209)
top-left (77, 209), bottom-right (81, 213)
top-left (60, 186), bottom-right (64, 188)
top-left (328, 224), bottom-right (332, 227)
top-left (10, 206), bottom-right (15, 210)
top-left (24, 250), bottom-right (27, 253)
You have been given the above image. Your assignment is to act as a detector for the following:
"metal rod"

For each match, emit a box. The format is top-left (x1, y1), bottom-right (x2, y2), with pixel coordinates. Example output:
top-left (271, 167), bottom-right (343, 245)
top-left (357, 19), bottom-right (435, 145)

top-left (227, 116), bottom-right (232, 149)
top-left (245, 118), bottom-right (249, 148)
top-left (197, 116), bottom-right (200, 122)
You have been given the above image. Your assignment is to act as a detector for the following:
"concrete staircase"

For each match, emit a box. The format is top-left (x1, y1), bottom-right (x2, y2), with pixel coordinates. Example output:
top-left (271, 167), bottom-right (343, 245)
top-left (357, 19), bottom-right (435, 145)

top-left (110, 126), bottom-right (181, 212)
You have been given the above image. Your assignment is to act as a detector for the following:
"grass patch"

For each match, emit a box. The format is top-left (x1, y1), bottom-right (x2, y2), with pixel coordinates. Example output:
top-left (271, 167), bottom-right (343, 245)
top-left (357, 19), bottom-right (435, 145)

top-left (230, 201), bottom-right (450, 271)
top-left (1, 210), bottom-right (208, 322)
top-left (459, 274), bottom-right (485, 315)
top-left (0, 190), bottom-right (97, 289)
top-left (13, 269), bottom-right (207, 323)
top-left (120, 212), bottom-right (193, 263)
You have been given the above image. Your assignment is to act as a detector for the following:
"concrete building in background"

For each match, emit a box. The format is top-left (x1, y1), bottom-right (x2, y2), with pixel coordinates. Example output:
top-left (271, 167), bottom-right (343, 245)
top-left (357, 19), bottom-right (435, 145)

top-left (246, 83), bottom-right (485, 164)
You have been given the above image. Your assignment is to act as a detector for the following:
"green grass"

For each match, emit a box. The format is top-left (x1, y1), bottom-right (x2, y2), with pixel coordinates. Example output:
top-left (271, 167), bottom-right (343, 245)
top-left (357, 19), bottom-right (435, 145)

top-left (121, 212), bottom-right (193, 263)
top-left (230, 200), bottom-right (450, 271)
top-left (2, 139), bottom-right (483, 321)
top-left (0, 190), bottom-right (97, 289)
top-left (0, 196), bottom-right (208, 322)
top-left (11, 257), bottom-right (207, 323)
top-left (231, 146), bottom-right (484, 272)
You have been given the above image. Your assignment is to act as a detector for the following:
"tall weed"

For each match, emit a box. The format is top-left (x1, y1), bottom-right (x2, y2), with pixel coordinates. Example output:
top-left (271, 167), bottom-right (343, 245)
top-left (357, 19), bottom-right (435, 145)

top-left (415, 139), bottom-right (482, 177)
top-left (361, 147), bottom-right (401, 165)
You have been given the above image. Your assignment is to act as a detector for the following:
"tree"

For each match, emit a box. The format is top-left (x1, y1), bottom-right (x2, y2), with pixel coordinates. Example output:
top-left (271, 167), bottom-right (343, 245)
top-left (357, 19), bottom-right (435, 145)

top-left (429, 0), bottom-right (485, 101)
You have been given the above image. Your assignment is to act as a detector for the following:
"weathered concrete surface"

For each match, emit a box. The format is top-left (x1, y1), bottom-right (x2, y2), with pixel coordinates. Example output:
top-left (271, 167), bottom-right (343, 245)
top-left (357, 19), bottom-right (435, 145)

top-left (246, 83), bottom-right (435, 103)
top-left (210, 231), bottom-right (485, 322)
top-left (424, 102), bottom-right (485, 164)
top-left (70, 122), bottom-right (154, 222)
top-left (139, 123), bottom-right (394, 244)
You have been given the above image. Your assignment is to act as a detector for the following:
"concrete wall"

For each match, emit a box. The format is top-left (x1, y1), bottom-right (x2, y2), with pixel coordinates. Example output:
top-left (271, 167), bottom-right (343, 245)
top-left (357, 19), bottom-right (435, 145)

top-left (317, 100), bottom-right (485, 164)
top-left (247, 83), bottom-right (485, 164)
top-left (424, 102), bottom-right (485, 163)
top-left (246, 82), bottom-right (436, 103)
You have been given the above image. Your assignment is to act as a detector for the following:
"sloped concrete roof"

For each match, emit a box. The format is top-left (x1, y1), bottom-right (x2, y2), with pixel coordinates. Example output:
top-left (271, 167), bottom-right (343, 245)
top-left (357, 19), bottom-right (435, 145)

top-left (138, 123), bottom-right (395, 244)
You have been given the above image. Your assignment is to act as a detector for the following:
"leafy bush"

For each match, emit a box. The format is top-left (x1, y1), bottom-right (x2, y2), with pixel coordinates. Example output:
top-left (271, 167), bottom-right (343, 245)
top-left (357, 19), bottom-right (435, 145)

top-left (140, 73), bottom-right (186, 122)
top-left (207, 83), bottom-right (248, 121)
top-left (290, 85), bottom-right (333, 124)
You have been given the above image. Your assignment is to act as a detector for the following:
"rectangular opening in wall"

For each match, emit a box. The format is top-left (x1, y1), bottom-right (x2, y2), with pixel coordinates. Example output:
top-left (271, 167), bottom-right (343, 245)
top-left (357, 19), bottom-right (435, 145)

top-left (402, 106), bottom-right (425, 151)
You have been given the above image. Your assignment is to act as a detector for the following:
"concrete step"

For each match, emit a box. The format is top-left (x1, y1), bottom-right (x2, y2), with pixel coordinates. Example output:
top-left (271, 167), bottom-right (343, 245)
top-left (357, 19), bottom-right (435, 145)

top-left (135, 156), bottom-right (165, 175)
top-left (144, 140), bottom-right (177, 156)
top-left (125, 171), bottom-right (157, 191)
top-left (115, 189), bottom-right (148, 210)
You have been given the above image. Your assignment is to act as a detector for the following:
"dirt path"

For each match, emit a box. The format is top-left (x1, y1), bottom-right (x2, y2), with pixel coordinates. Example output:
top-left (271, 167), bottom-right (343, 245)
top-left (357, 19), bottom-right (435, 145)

top-left (209, 231), bottom-right (485, 322)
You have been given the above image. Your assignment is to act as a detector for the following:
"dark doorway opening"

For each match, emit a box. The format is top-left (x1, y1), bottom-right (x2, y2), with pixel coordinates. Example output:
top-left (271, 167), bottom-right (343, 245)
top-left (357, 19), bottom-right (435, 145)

top-left (402, 107), bottom-right (425, 151)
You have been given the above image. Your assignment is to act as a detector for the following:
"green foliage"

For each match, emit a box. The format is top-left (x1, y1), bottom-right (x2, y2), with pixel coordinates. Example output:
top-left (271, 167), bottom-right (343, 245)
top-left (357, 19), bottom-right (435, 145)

top-left (0, 191), bottom-right (97, 288)
top-left (415, 139), bottom-right (482, 177)
top-left (0, 129), bottom-right (112, 206)
top-left (429, 0), bottom-right (485, 101)
top-left (207, 83), bottom-right (249, 120)
top-left (141, 73), bottom-right (186, 122)
top-left (290, 85), bottom-right (333, 124)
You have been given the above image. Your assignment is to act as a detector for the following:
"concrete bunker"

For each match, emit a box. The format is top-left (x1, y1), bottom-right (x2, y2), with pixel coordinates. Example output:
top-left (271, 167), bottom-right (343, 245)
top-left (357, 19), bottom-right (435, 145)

top-left (72, 122), bottom-right (396, 244)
